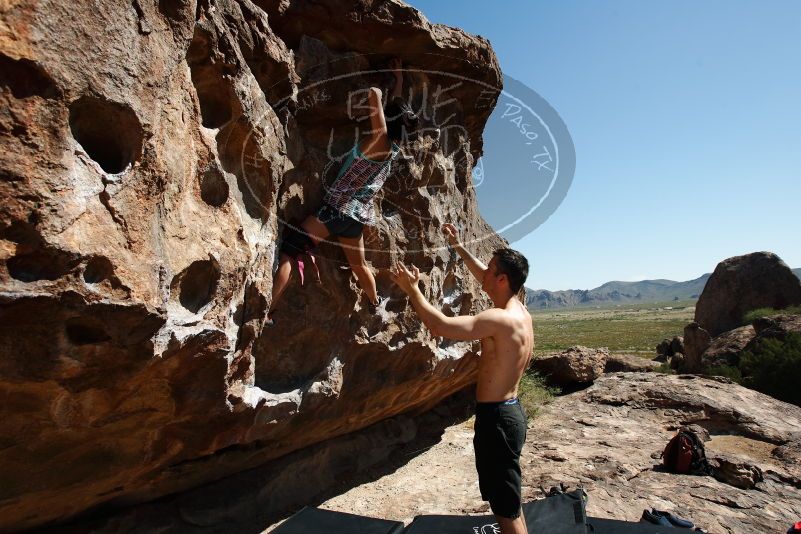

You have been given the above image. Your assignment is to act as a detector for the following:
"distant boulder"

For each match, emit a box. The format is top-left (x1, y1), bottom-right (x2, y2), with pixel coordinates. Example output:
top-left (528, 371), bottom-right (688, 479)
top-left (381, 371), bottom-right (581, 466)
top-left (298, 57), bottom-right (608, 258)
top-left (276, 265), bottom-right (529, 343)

top-left (531, 346), bottom-right (609, 386)
top-left (670, 352), bottom-right (685, 370)
top-left (604, 353), bottom-right (660, 373)
top-left (655, 336), bottom-right (684, 362)
top-left (682, 322), bottom-right (712, 373)
top-left (656, 339), bottom-right (671, 359)
top-left (670, 336), bottom-right (685, 356)
top-left (701, 325), bottom-right (756, 369)
top-left (750, 314), bottom-right (801, 342)
top-left (695, 252), bottom-right (801, 338)
top-left (692, 314), bottom-right (800, 385)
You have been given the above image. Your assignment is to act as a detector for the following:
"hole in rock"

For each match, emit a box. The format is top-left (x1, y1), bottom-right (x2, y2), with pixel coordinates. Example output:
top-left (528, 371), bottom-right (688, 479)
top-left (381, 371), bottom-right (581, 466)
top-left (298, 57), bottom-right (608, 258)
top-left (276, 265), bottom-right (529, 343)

top-left (185, 24), bottom-right (212, 64)
top-left (158, 0), bottom-right (188, 20)
top-left (442, 271), bottom-right (459, 297)
top-left (197, 83), bottom-right (233, 128)
top-left (65, 318), bottom-right (111, 345)
top-left (68, 96), bottom-right (143, 174)
top-left (247, 57), bottom-right (294, 107)
top-left (0, 54), bottom-right (58, 99)
top-left (427, 165), bottom-right (447, 189)
top-left (189, 66), bottom-right (234, 129)
top-left (172, 258), bottom-right (220, 313)
top-left (373, 270), bottom-right (405, 314)
top-left (199, 167), bottom-right (229, 207)
top-left (385, 297), bottom-right (407, 314)
top-left (83, 256), bottom-right (115, 284)
top-left (7, 249), bottom-right (75, 282)
top-left (186, 26), bottom-right (235, 128)
top-left (1, 221), bottom-right (40, 246)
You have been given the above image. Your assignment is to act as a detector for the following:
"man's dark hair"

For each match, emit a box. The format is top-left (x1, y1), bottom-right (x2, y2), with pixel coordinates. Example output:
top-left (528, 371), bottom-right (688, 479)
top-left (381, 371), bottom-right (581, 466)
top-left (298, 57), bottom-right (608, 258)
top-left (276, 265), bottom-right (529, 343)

top-left (384, 96), bottom-right (419, 143)
top-left (492, 248), bottom-right (529, 294)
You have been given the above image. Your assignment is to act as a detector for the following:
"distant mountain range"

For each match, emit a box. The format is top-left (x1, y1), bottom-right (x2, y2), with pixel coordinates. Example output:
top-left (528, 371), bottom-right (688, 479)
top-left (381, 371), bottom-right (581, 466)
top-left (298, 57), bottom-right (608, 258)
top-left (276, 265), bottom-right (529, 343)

top-left (526, 268), bottom-right (801, 310)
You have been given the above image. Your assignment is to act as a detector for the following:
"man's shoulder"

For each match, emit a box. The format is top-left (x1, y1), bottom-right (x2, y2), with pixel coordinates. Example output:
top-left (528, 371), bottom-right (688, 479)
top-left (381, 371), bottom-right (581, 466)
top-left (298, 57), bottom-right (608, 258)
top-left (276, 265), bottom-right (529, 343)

top-left (476, 307), bottom-right (514, 326)
top-left (481, 305), bottom-right (531, 329)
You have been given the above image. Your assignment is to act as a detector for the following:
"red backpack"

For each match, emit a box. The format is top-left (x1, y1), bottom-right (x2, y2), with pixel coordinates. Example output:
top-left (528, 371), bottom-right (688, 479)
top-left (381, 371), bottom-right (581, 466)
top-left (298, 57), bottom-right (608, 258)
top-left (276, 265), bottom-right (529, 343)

top-left (661, 429), bottom-right (711, 475)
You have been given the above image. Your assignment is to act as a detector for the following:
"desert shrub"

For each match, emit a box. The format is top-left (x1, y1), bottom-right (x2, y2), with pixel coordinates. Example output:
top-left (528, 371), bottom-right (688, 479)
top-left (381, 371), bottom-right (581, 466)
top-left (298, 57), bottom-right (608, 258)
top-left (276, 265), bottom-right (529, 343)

top-left (739, 333), bottom-right (801, 406)
top-left (742, 305), bottom-right (801, 325)
top-left (519, 370), bottom-right (560, 418)
top-left (656, 362), bottom-right (675, 374)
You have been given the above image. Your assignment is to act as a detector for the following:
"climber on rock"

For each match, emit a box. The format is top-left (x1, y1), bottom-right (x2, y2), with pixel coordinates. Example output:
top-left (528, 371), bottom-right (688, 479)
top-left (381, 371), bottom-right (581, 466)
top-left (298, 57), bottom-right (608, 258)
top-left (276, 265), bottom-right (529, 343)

top-left (390, 223), bottom-right (534, 534)
top-left (267, 58), bottom-right (419, 325)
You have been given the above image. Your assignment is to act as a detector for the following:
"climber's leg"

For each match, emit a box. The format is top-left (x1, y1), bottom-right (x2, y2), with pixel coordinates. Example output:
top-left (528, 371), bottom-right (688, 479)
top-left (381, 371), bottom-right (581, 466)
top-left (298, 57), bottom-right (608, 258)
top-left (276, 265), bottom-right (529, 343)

top-left (300, 214), bottom-right (329, 245)
top-left (267, 253), bottom-right (293, 324)
top-left (338, 233), bottom-right (378, 306)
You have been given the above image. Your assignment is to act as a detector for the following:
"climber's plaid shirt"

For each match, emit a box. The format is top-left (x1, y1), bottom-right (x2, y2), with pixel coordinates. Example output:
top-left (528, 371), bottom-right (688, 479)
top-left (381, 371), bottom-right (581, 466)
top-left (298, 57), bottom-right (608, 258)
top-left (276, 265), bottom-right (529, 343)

top-left (323, 142), bottom-right (400, 225)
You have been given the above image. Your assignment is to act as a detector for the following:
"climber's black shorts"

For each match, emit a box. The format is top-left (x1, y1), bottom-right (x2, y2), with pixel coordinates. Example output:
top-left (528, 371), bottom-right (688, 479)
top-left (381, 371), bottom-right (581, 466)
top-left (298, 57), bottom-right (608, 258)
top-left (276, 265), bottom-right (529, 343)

top-left (279, 226), bottom-right (315, 259)
top-left (473, 398), bottom-right (527, 519)
top-left (316, 204), bottom-right (364, 239)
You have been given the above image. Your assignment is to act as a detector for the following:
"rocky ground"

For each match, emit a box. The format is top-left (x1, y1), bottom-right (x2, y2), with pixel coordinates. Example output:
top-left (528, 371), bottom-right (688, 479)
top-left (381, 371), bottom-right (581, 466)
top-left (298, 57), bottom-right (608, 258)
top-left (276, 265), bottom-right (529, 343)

top-left (277, 373), bottom-right (801, 534)
top-left (298, 373), bottom-right (801, 533)
top-left (51, 372), bottom-right (801, 533)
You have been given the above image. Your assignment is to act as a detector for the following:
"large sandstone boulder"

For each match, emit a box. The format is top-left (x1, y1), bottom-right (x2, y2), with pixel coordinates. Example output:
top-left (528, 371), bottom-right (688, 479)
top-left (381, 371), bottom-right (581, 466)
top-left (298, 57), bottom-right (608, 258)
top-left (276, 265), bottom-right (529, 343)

top-left (531, 346), bottom-right (609, 386)
top-left (694, 252), bottom-right (801, 337)
top-left (0, 0), bottom-right (504, 530)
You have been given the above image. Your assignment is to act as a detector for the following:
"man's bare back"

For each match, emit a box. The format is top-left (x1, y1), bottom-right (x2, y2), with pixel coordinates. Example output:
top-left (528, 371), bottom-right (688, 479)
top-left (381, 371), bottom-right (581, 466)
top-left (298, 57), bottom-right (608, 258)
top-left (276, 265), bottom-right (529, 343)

top-left (477, 298), bottom-right (534, 402)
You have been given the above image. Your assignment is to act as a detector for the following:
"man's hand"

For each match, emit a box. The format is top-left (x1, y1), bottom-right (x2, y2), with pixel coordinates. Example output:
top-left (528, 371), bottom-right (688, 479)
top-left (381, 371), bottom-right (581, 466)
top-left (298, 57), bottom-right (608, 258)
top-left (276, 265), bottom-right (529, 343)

top-left (442, 223), bottom-right (460, 247)
top-left (441, 223), bottom-right (488, 282)
top-left (390, 261), bottom-right (420, 295)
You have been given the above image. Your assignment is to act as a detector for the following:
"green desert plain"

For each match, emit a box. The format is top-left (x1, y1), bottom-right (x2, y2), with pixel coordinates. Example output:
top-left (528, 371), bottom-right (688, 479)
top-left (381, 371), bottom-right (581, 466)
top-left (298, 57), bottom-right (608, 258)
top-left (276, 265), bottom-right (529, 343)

top-left (530, 300), bottom-right (695, 357)
top-left (518, 300), bottom-right (695, 415)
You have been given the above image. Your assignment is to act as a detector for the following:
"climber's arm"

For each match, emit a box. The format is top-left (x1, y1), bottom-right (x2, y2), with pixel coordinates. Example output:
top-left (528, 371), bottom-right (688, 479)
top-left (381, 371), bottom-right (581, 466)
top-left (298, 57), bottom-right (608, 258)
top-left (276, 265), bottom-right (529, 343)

top-left (367, 87), bottom-right (387, 136)
top-left (391, 262), bottom-right (500, 341)
top-left (442, 223), bottom-right (488, 282)
top-left (362, 87), bottom-right (391, 157)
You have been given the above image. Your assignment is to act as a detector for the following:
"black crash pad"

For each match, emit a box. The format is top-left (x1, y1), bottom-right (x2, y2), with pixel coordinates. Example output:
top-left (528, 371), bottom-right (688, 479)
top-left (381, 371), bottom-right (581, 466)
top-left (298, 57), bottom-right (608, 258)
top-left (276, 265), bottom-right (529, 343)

top-left (587, 517), bottom-right (693, 533)
top-left (272, 506), bottom-right (404, 534)
top-left (404, 491), bottom-right (588, 534)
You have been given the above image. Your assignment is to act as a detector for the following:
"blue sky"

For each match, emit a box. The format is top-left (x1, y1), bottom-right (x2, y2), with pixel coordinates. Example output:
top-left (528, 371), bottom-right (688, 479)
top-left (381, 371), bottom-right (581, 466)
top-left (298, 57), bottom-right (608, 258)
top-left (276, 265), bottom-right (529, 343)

top-left (405, 0), bottom-right (801, 290)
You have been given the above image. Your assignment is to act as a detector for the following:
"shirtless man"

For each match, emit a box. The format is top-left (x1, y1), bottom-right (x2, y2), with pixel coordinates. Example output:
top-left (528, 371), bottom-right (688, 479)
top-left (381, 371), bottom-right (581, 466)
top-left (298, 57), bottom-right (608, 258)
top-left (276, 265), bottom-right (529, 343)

top-left (390, 223), bottom-right (534, 534)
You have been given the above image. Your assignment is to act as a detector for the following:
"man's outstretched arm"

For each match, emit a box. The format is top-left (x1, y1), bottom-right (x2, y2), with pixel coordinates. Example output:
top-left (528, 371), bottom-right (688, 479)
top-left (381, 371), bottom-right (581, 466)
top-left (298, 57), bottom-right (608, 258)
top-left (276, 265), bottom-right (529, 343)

top-left (442, 223), bottom-right (487, 282)
top-left (391, 262), bottom-right (499, 341)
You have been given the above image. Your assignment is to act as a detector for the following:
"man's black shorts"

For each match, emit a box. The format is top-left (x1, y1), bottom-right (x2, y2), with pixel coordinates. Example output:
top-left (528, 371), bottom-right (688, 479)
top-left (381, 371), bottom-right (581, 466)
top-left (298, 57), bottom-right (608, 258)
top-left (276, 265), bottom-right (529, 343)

top-left (316, 204), bottom-right (364, 239)
top-left (473, 399), bottom-right (527, 519)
